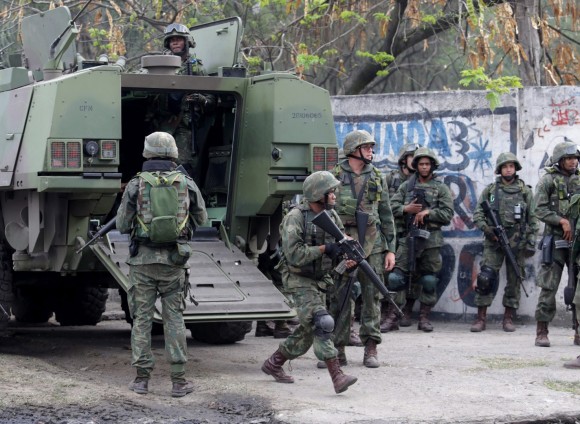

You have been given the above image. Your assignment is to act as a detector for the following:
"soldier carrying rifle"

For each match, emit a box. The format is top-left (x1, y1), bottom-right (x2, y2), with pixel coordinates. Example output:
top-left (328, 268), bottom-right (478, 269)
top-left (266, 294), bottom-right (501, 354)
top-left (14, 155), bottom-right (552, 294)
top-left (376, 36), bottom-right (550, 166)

top-left (471, 152), bottom-right (538, 333)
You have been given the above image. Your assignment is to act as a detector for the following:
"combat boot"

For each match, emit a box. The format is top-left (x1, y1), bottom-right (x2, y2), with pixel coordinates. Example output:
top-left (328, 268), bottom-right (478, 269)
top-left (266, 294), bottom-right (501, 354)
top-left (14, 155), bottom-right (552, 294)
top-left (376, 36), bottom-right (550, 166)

top-left (363, 339), bottom-right (380, 368)
top-left (574, 333), bottom-right (580, 346)
top-left (273, 320), bottom-right (292, 338)
top-left (317, 346), bottom-right (347, 368)
top-left (348, 316), bottom-right (363, 346)
top-left (535, 321), bottom-right (550, 347)
top-left (502, 307), bottom-right (516, 332)
top-left (261, 349), bottom-right (294, 383)
top-left (417, 303), bottom-right (434, 332)
top-left (171, 381), bottom-right (194, 398)
top-left (255, 320), bottom-right (274, 337)
top-left (470, 306), bottom-right (487, 332)
top-left (399, 299), bottom-right (415, 327)
top-left (380, 303), bottom-right (400, 333)
top-left (564, 355), bottom-right (580, 369)
top-left (128, 378), bottom-right (149, 395)
top-left (325, 358), bottom-right (357, 394)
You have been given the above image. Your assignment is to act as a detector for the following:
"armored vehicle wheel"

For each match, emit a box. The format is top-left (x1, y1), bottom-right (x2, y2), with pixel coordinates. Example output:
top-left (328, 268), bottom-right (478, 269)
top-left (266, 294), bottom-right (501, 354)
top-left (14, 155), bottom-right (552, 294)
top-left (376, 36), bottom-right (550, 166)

top-left (188, 321), bottom-right (252, 344)
top-left (0, 243), bottom-right (14, 325)
top-left (54, 287), bottom-right (109, 326)
top-left (12, 287), bottom-right (53, 323)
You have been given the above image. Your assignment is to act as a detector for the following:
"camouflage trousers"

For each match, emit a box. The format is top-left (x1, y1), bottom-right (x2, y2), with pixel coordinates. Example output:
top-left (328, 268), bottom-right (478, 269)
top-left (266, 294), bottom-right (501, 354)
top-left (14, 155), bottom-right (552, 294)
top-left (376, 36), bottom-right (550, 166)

top-left (279, 285), bottom-right (338, 361)
top-left (535, 247), bottom-right (567, 322)
top-left (127, 264), bottom-right (187, 382)
top-left (475, 243), bottom-right (526, 309)
top-left (330, 252), bottom-right (384, 347)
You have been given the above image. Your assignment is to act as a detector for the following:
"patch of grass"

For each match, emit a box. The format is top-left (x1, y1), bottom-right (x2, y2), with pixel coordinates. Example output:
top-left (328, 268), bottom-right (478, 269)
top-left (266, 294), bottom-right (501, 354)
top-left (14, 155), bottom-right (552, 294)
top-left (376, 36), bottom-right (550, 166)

top-left (479, 356), bottom-right (548, 370)
top-left (544, 379), bottom-right (580, 395)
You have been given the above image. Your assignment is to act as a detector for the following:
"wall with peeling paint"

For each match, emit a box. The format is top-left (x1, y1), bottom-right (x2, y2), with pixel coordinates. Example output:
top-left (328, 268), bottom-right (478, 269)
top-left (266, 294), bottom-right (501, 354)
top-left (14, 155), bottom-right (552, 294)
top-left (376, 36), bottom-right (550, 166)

top-left (331, 87), bottom-right (580, 322)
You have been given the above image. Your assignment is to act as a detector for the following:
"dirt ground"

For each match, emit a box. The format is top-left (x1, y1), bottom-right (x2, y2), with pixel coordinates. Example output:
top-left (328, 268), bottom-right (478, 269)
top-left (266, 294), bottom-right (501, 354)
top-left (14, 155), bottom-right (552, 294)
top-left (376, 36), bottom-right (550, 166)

top-left (1, 301), bottom-right (580, 424)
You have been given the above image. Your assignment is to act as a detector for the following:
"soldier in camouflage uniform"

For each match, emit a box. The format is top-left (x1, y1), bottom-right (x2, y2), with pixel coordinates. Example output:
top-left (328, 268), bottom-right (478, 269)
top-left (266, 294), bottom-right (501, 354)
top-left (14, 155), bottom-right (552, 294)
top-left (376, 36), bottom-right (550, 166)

top-left (381, 143), bottom-right (418, 332)
top-left (116, 132), bottom-right (207, 397)
top-left (470, 153), bottom-right (538, 333)
top-left (261, 171), bottom-right (358, 394)
top-left (388, 147), bottom-right (453, 332)
top-left (534, 140), bottom-right (580, 347)
top-left (331, 130), bottom-right (396, 368)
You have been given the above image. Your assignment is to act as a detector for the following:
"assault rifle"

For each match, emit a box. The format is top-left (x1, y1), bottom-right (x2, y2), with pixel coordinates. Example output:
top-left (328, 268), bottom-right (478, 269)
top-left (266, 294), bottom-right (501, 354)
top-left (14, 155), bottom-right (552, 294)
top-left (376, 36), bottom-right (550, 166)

top-left (563, 220), bottom-right (579, 340)
top-left (0, 302), bottom-right (9, 319)
top-left (312, 210), bottom-right (403, 316)
top-left (76, 217), bottom-right (116, 254)
top-left (481, 200), bottom-right (529, 297)
top-left (407, 189), bottom-right (430, 284)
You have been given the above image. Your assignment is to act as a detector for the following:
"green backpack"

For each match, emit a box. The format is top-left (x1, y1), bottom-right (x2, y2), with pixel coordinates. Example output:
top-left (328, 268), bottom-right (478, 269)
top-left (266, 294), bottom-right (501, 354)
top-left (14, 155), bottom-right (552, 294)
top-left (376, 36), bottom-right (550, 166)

top-left (136, 171), bottom-right (189, 243)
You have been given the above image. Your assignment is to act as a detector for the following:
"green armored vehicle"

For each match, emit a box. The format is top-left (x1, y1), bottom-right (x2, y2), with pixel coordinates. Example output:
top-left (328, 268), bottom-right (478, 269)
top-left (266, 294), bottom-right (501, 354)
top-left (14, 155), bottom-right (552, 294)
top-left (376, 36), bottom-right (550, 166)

top-left (0, 7), bottom-right (339, 343)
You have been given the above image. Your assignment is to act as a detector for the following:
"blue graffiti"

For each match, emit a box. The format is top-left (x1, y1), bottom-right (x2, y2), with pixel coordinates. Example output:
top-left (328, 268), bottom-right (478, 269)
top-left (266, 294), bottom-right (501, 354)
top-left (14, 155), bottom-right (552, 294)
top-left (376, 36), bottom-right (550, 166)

top-left (468, 137), bottom-right (493, 174)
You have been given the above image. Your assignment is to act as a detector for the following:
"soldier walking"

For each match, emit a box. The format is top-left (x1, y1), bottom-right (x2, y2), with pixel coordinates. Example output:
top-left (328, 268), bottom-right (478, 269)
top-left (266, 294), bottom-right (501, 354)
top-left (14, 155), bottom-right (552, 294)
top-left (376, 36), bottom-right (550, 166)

top-left (117, 132), bottom-right (207, 397)
top-left (331, 130), bottom-right (396, 368)
top-left (388, 147), bottom-right (453, 332)
top-left (534, 140), bottom-right (580, 347)
top-left (470, 153), bottom-right (538, 332)
top-left (261, 171), bottom-right (358, 394)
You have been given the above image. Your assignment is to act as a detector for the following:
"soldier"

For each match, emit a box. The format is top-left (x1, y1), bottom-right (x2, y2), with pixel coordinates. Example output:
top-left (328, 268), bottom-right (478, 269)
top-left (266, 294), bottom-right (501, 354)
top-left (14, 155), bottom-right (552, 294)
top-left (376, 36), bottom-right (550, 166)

top-left (261, 171), bottom-right (358, 394)
top-left (163, 23), bottom-right (204, 75)
top-left (331, 130), bottom-right (396, 368)
top-left (116, 132), bottom-right (208, 397)
top-left (470, 152), bottom-right (538, 332)
top-left (381, 143), bottom-right (418, 332)
top-left (534, 140), bottom-right (580, 347)
top-left (388, 147), bottom-right (454, 332)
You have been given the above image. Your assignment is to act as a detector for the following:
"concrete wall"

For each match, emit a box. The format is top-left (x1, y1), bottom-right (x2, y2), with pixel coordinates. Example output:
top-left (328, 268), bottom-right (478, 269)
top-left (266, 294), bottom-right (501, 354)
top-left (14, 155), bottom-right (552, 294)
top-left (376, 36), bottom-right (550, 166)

top-left (331, 87), bottom-right (580, 322)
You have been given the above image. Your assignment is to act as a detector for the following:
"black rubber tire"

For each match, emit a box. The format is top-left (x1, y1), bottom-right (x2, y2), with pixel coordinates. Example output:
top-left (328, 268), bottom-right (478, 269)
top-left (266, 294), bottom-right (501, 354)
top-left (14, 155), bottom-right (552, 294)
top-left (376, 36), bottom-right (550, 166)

top-left (12, 287), bottom-right (53, 323)
top-left (188, 321), bottom-right (252, 344)
top-left (54, 286), bottom-right (109, 326)
top-left (0, 243), bottom-right (13, 325)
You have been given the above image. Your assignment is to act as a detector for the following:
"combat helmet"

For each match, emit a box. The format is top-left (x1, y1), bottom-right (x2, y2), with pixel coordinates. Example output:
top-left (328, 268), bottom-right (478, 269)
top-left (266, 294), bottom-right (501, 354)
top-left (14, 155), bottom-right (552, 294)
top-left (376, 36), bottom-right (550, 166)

top-left (495, 152), bottom-right (522, 174)
top-left (342, 130), bottom-right (375, 156)
top-left (303, 171), bottom-right (340, 203)
top-left (398, 143), bottom-right (419, 165)
top-left (412, 146), bottom-right (439, 170)
top-left (142, 132), bottom-right (179, 159)
top-left (163, 23), bottom-right (196, 51)
top-left (551, 140), bottom-right (580, 164)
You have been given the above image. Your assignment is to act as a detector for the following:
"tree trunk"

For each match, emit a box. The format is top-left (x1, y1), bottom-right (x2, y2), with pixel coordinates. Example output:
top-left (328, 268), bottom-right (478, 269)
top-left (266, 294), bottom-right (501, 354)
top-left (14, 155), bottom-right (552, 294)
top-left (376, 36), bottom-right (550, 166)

top-left (513, 0), bottom-right (543, 85)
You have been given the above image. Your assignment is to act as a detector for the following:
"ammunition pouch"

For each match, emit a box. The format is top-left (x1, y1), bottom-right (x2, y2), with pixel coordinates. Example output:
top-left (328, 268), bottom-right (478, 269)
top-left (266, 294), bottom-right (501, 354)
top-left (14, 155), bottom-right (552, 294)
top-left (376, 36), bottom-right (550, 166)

top-left (540, 235), bottom-right (554, 265)
top-left (476, 265), bottom-right (498, 296)
top-left (129, 240), bottom-right (139, 257)
top-left (416, 275), bottom-right (438, 294)
top-left (170, 242), bottom-right (192, 266)
top-left (387, 269), bottom-right (407, 291)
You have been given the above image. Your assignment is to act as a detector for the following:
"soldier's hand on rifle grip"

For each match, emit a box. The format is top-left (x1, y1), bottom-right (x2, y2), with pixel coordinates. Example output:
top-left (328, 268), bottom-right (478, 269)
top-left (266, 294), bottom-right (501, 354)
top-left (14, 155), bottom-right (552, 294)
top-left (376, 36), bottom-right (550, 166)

top-left (414, 209), bottom-right (429, 226)
top-left (323, 242), bottom-right (341, 259)
top-left (384, 251), bottom-right (395, 272)
top-left (560, 218), bottom-right (573, 241)
top-left (404, 199), bottom-right (423, 215)
top-left (483, 225), bottom-right (498, 242)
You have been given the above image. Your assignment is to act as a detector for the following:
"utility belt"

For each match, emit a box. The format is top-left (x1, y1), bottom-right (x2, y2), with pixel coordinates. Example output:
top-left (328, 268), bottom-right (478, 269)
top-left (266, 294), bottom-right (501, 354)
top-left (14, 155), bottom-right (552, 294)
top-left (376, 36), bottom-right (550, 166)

top-left (131, 238), bottom-right (192, 266)
top-left (402, 223), bottom-right (440, 237)
top-left (287, 264), bottom-right (329, 280)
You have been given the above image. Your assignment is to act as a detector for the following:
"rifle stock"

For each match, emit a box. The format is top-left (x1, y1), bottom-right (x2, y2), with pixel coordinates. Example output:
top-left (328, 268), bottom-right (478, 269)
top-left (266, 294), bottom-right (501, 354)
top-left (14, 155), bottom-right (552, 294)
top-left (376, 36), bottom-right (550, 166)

top-left (481, 200), bottom-right (528, 297)
top-left (312, 210), bottom-right (403, 316)
top-left (76, 217), bottom-right (116, 254)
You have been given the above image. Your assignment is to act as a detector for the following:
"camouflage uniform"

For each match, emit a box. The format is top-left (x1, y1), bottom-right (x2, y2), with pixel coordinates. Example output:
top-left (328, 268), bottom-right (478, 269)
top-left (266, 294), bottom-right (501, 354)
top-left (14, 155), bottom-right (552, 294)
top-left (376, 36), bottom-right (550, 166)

top-left (389, 148), bottom-right (454, 331)
top-left (471, 156), bottom-right (538, 332)
top-left (534, 141), bottom-right (580, 347)
top-left (116, 132), bottom-right (207, 389)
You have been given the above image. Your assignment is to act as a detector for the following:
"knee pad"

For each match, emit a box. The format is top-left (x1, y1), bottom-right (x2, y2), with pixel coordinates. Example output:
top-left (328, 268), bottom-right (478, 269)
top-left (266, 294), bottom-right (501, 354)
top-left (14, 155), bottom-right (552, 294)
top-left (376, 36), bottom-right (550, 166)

top-left (476, 265), bottom-right (498, 295)
top-left (387, 269), bottom-right (407, 291)
top-left (416, 275), bottom-right (439, 294)
top-left (312, 310), bottom-right (334, 341)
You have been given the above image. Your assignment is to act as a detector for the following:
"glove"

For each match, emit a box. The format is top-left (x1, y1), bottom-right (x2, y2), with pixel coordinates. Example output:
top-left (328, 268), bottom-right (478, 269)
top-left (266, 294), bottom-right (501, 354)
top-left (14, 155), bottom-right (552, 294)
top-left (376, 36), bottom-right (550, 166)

top-left (482, 225), bottom-right (497, 240)
top-left (324, 243), bottom-right (341, 259)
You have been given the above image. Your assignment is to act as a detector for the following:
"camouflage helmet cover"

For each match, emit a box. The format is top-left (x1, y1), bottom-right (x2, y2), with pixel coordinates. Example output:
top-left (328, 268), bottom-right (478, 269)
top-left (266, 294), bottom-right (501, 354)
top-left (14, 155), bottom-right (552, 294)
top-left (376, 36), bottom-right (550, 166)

top-left (551, 141), bottom-right (580, 164)
top-left (342, 130), bottom-right (375, 156)
top-left (303, 171), bottom-right (341, 202)
top-left (412, 146), bottom-right (440, 169)
top-left (495, 152), bottom-right (522, 174)
top-left (398, 143), bottom-right (419, 164)
top-left (163, 23), bottom-right (196, 50)
top-left (142, 132), bottom-right (179, 159)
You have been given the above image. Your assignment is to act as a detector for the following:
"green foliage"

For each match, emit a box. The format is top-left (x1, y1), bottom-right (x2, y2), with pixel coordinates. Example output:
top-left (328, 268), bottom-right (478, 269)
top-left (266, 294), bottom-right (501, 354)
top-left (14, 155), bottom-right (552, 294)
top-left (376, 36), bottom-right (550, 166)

top-left (459, 67), bottom-right (523, 111)
top-left (340, 11), bottom-right (365, 24)
top-left (357, 51), bottom-right (394, 77)
top-left (87, 28), bottom-right (111, 52)
top-left (297, 53), bottom-right (326, 70)
top-left (373, 13), bottom-right (391, 23)
top-left (421, 14), bottom-right (437, 25)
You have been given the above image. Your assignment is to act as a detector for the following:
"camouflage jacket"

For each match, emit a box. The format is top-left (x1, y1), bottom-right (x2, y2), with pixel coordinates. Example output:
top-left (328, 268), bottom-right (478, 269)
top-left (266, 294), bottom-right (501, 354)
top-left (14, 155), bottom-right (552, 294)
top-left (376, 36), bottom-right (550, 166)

top-left (333, 161), bottom-right (396, 257)
top-left (384, 168), bottom-right (413, 238)
top-left (280, 203), bottom-right (343, 290)
top-left (390, 175), bottom-right (454, 248)
top-left (534, 165), bottom-right (580, 238)
top-left (116, 163), bottom-right (207, 267)
top-left (473, 176), bottom-right (538, 246)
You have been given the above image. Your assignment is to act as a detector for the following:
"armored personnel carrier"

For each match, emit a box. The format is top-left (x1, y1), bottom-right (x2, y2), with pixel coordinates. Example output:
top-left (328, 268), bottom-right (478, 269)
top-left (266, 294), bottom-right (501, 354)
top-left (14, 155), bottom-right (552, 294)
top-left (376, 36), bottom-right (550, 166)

top-left (0, 7), bottom-right (339, 343)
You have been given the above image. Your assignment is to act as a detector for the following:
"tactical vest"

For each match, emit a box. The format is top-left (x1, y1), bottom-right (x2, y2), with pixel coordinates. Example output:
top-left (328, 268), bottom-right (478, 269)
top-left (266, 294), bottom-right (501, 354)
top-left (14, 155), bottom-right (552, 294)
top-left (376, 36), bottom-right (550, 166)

top-left (134, 170), bottom-right (190, 243)
top-left (486, 178), bottom-right (530, 228)
top-left (545, 167), bottom-right (580, 217)
top-left (286, 205), bottom-right (334, 279)
top-left (404, 175), bottom-right (445, 231)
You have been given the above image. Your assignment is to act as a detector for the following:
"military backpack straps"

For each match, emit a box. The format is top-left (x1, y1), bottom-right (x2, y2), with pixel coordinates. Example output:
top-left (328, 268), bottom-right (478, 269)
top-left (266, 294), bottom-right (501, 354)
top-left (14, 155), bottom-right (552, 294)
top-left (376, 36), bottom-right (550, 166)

top-left (135, 170), bottom-right (190, 244)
